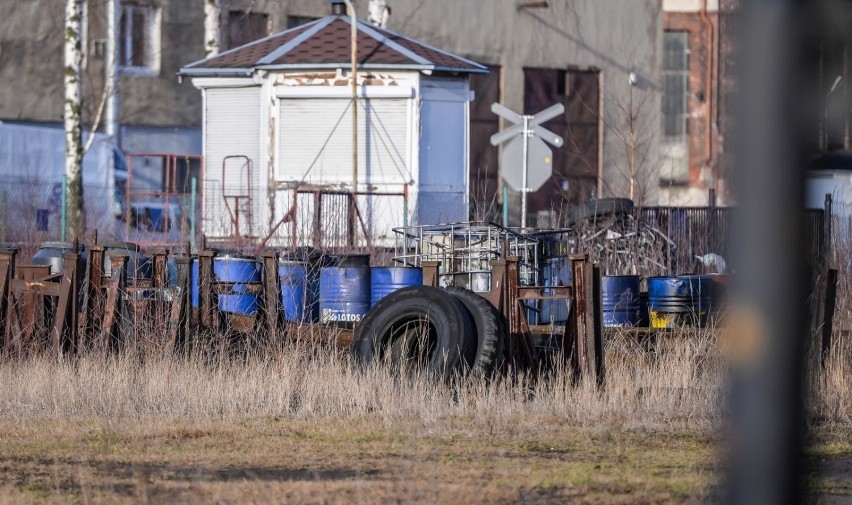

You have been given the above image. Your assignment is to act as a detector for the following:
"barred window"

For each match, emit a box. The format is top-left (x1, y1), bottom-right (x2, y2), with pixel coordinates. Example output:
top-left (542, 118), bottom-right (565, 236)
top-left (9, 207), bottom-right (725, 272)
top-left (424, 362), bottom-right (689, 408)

top-left (663, 31), bottom-right (690, 138)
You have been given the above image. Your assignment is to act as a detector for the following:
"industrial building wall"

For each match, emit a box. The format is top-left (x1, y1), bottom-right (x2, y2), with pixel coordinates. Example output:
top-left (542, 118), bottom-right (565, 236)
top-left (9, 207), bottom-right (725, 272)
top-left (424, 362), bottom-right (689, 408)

top-left (0, 0), bottom-right (203, 129)
top-left (390, 0), bottom-right (663, 209)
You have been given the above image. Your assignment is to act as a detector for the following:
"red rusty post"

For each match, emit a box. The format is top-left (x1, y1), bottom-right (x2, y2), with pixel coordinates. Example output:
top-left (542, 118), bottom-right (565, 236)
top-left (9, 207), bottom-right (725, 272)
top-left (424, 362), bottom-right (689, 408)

top-left (0, 248), bottom-right (16, 352)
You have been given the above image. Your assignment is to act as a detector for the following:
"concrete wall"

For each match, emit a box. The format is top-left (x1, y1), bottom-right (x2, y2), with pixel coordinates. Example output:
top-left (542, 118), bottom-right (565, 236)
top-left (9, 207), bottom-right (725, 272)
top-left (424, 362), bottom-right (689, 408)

top-left (370, 0), bottom-right (662, 206)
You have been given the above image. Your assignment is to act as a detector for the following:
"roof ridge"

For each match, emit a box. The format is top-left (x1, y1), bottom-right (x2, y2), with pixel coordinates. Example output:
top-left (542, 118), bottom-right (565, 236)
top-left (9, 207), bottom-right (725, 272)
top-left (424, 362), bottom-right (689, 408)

top-left (350, 17), bottom-right (431, 66)
top-left (369, 23), bottom-right (488, 71)
top-left (258, 16), bottom-right (337, 65)
top-left (184, 17), bottom-right (325, 69)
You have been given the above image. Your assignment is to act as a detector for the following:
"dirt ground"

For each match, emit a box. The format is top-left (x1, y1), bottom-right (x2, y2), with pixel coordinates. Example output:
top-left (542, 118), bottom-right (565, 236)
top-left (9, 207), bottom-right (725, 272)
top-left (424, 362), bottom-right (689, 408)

top-left (0, 418), bottom-right (847, 504)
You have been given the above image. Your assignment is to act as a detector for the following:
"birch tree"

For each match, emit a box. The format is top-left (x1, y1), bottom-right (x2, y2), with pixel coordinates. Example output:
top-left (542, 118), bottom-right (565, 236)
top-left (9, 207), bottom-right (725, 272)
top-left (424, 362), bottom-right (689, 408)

top-left (64, 0), bottom-right (86, 239)
top-left (204, 0), bottom-right (221, 57)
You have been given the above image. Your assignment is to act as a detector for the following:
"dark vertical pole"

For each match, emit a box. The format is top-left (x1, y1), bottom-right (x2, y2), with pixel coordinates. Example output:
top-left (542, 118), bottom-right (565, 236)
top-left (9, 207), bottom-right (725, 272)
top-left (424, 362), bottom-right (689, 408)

top-left (824, 193), bottom-right (832, 268)
top-left (729, 1), bottom-right (813, 504)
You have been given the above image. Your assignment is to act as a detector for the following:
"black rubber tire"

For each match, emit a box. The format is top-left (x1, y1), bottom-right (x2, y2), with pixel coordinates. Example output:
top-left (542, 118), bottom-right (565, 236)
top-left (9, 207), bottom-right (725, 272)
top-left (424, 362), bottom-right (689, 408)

top-left (443, 287), bottom-right (506, 376)
top-left (570, 198), bottom-right (634, 224)
top-left (352, 285), bottom-right (477, 376)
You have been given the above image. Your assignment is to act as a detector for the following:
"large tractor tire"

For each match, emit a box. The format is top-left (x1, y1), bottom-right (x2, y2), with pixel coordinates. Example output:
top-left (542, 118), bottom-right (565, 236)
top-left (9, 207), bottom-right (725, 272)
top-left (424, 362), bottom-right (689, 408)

top-left (443, 287), bottom-right (506, 376)
top-left (352, 285), bottom-right (476, 376)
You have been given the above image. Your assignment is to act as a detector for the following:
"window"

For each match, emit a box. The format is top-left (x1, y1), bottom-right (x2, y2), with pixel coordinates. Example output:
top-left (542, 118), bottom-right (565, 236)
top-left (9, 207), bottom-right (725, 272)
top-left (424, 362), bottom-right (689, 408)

top-left (226, 11), bottom-right (269, 50)
top-left (287, 15), bottom-right (320, 29)
top-left (661, 31), bottom-right (690, 183)
top-left (119, 4), bottom-right (160, 74)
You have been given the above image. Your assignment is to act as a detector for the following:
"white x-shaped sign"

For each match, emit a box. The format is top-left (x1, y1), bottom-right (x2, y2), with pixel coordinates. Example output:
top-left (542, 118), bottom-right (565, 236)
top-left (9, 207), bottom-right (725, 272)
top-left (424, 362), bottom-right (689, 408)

top-left (489, 103), bottom-right (565, 148)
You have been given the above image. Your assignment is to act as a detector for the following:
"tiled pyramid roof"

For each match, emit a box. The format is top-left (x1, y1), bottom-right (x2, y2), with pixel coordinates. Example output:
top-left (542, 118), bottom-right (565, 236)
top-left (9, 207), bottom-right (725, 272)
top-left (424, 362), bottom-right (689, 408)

top-left (182, 16), bottom-right (486, 76)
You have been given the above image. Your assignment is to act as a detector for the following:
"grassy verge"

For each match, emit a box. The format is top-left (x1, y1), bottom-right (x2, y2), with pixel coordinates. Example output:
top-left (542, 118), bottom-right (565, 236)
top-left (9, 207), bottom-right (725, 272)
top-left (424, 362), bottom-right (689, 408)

top-left (0, 417), bottom-right (720, 504)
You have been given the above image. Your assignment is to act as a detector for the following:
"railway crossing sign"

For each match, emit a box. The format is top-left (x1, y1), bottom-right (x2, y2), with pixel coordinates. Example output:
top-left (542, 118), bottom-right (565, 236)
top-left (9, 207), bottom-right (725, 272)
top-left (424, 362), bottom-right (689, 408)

top-left (490, 102), bottom-right (565, 228)
top-left (501, 136), bottom-right (553, 192)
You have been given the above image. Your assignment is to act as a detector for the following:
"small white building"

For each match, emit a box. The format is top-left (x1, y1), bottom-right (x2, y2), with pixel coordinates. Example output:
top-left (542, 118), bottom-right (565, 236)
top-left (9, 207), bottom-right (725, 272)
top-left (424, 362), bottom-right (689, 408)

top-left (180, 13), bottom-right (486, 248)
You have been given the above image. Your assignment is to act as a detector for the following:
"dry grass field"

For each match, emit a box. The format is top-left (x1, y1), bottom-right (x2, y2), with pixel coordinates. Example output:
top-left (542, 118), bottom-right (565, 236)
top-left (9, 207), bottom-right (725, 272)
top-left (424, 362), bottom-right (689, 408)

top-left (0, 328), bottom-right (848, 504)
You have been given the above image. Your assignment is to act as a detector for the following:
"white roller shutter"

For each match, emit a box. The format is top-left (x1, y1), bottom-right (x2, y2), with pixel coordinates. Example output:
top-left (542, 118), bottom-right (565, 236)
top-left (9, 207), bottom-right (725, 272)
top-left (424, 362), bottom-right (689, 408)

top-left (203, 86), bottom-right (261, 238)
top-left (278, 98), bottom-right (411, 186)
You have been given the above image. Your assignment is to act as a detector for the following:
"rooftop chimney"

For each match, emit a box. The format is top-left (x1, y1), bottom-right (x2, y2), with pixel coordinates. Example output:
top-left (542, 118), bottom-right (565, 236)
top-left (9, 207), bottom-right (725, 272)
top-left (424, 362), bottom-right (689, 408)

top-left (328, 0), bottom-right (348, 16)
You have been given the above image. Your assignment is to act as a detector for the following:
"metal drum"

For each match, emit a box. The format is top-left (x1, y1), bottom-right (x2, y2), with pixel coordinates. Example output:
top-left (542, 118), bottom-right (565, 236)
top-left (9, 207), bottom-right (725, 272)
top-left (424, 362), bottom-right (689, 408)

top-left (191, 259), bottom-right (200, 307)
top-left (279, 261), bottom-right (318, 323)
top-left (102, 241), bottom-right (151, 279)
top-left (370, 267), bottom-right (422, 307)
top-left (334, 254), bottom-right (371, 268)
top-left (708, 273), bottom-right (731, 324)
top-left (214, 256), bottom-right (262, 315)
top-left (319, 267), bottom-right (371, 324)
top-left (601, 275), bottom-right (641, 328)
top-left (31, 241), bottom-right (87, 274)
top-left (648, 275), bottom-right (711, 328)
top-left (540, 256), bottom-right (572, 325)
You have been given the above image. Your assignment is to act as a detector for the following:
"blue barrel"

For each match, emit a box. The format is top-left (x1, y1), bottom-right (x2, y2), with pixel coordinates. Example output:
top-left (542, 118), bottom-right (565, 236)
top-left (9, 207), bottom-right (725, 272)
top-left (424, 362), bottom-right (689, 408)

top-left (540, 256), bottom-right (572, 324)
top-left (647, 275), bottom-right (711, 328)
top-left (189, 257), bottom-right (261, 314)
top-left (370, 267), bottom-right (422, 307)
top-left (214, 256), bottom-right (262, 315)
top-left (601, 275), bottom-right (641, 328)
top-left (319, 267), bottom-right (371, 324)
top-left (279, 261), bottom-right (319, 323)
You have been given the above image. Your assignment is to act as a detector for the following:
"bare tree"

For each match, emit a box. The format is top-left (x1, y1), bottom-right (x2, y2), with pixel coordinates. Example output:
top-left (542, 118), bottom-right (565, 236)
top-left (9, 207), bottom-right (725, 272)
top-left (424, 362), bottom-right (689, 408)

top-left (204, 0), bottom-right (221, 57)
top-left (64, 0), bottom-right (86, 239)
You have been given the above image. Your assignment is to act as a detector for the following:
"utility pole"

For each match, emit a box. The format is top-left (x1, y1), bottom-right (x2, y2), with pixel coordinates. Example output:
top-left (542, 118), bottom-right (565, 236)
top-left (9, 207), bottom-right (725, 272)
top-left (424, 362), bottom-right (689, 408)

top-left (343, 0), bottom-right (359, 245)
top-left (64, 0), bottom-right (86, 240)
top-left (520, 115), bottom-right (531, 229)
top-left (343, 0), bottom-right (358, 194)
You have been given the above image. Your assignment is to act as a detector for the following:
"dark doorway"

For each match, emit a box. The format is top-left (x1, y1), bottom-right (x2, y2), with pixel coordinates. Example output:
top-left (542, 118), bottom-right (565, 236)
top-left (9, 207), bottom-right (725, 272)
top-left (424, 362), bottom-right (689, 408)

top-left (469, 65), bottom-right (502, 220)
top-left (523, 67), bottom-right (600, 214)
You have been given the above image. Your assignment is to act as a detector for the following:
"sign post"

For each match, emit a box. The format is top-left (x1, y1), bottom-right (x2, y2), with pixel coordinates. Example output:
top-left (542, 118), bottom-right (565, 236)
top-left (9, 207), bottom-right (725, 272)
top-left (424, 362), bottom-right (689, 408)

top-left (491, 103), bottom-right (565, 229)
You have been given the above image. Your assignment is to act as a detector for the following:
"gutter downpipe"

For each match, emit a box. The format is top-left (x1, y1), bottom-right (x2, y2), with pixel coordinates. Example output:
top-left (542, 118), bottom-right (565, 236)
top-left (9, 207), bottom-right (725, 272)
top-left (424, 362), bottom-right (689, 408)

top-left (700, 0), bottom-right (715, 198)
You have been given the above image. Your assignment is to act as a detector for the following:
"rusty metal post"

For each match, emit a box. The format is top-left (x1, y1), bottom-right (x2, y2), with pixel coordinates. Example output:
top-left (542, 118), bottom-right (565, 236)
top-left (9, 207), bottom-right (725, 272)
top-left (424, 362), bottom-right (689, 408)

top-left (80, 244), bottom-right (105, 351)
top-left (487, 258), bottom-right (507, 314)
top-left (420, 261), bottom-right (441, 288)
top-left (569, 255), bottom-right (603, 384)
top-left (570, 255), bottom-right (588, 380)
top-left (505, 256), bottom-right (535, 370)
top-left (313, 191), bottom-right (323, 249)
top-left (0, 248), bottom-right (16, 351)
top-left (589, 263), bottom-right (604, 383)
top-left (168, 256), bottom-right (191, 353)
top-left (99, 255), bottom-right (127, 351)
top-left (50, 252), bottom-right (79, 356)
top-left (198, 250), bottom-right (216, 332)
top-left (260, 252), bottom-right (281, 340)
top-left (150, 249), bottom-right (169, 341)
